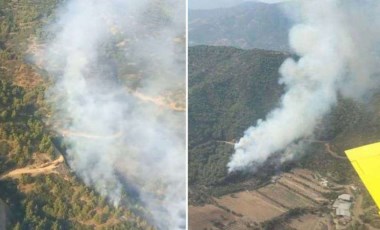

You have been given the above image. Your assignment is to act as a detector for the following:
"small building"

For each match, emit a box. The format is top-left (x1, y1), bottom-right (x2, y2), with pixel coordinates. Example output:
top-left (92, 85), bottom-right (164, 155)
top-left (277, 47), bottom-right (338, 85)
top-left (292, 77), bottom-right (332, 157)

top-left (338, 194), bottom-right (352, 202)
top-left (337, 207), bottom-right (351, 217)
top-left (336, 201), bottom-right (352, 217)
top-left (333, 194), bottom-right (352, 218)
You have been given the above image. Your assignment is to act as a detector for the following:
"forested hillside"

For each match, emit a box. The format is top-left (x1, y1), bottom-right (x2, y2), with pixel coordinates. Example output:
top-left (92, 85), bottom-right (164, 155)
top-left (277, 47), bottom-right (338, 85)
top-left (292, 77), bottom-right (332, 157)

top-left (188, 45), bottom-right (380, 216)
top-left (0, 0), bottom-right (152, 229)
top-left (189, 46), bottom-right (288, 193)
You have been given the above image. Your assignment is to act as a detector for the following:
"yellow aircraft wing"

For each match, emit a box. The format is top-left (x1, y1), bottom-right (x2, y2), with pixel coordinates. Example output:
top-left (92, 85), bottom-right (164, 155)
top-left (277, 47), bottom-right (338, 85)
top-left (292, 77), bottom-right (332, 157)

top-left (345, 142), bottom-right (380, 214)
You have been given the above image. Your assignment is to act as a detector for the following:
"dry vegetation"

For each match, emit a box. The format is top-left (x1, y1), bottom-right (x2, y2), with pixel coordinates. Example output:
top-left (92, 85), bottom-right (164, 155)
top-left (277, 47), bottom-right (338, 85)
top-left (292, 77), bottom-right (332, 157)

top-left (189, 168), bottom-right (331, 229)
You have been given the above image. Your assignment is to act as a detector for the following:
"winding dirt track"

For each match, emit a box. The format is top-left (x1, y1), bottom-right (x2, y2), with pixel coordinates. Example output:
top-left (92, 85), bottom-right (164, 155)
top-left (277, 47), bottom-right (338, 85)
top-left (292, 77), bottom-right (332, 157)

top-left (0, 156), bottom-right (64, 180)
top-left (353, 194), bottom-right (364, 224)
top-left (130, 91), bottom-right (185, 112)
top-left (216, 140), bottom-right (235, 146)
top-left (59, 130), bottom-right (123, 140)
top-left (324, 143), bottom-right (346, 160)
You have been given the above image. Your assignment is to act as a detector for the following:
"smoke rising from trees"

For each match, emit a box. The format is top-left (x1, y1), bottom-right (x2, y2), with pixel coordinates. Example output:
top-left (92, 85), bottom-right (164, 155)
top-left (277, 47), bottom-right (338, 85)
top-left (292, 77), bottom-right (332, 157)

top-left (228, 0), bottom-right (380, 172)
top-left (40, 0), bottom-right (185, 229)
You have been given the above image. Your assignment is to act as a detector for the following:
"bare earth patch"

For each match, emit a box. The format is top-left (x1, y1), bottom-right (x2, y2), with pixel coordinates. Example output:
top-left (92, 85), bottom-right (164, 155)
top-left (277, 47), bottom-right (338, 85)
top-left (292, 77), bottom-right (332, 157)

top-left (130, 90), bottom-right (185, 112)
top-left (282, 173), bottom-right (329, 194)
top-left (189, 204), bottom-right (236, 230)
top-left (215, 191), bottom-right (287, 222)
top-left (0, 155), bottom-right (64, 180)
top-left (189, 168), bottom-right (350, 229)
top-left (288, 214), bottom-right (332, 230)
top-left (18, 183), bottom-right (36, 193)
top-left (14, 63), bottom-right (43, 89)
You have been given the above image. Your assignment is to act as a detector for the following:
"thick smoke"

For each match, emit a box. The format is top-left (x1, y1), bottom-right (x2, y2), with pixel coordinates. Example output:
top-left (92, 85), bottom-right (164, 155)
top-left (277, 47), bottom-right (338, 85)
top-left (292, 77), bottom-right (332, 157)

top-left (41, 0), bottom-right (185, 229)
top-left (228, 0), bottom-right (380, 172)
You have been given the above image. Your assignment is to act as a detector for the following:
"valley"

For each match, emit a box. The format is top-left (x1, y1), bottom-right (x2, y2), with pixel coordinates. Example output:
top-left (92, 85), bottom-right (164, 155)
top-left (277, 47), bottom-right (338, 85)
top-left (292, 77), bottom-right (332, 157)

top-left (188, 45), bottom-right (380, 229)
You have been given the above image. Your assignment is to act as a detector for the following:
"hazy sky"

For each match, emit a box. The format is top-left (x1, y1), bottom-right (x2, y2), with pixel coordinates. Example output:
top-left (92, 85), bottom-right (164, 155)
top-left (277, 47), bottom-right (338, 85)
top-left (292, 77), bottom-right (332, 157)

top-left (189, 0), bottom-right (291, 9)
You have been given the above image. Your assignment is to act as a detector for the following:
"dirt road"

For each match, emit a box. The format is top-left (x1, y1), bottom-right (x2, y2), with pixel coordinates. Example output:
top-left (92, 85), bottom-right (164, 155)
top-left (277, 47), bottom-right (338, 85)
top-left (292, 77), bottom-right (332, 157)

top-left (353, 194), bottom-right (363, 223)
top-left (131, 90), bottom-right (185, 112)
top-left (216, 140), bottom-right (235, 146)
top-left (325, 143), bottom-right (346, 160)
top-left (0, 155), bottom-right (64, 180)
top-left (59, 129), bottom-right (123, 140)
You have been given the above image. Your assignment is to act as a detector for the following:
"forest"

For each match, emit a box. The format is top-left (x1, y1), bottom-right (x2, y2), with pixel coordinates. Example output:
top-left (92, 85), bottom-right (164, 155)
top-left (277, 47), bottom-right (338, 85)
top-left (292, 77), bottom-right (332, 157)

top-left (188, 45), bottom-right (380, 213)
top-left (0, 0), bottom-right (152, 229)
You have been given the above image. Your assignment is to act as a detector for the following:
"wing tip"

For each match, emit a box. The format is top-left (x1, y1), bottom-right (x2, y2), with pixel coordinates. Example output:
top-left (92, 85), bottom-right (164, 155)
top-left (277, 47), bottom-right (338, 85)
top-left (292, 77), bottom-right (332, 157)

top-left (345, 142), bottom-right (380, 161)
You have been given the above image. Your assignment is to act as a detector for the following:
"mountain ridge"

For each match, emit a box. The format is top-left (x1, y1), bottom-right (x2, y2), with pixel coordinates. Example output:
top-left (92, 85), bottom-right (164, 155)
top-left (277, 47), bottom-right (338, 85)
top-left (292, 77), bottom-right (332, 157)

top-left (189, 2), bottom-right (292, 51)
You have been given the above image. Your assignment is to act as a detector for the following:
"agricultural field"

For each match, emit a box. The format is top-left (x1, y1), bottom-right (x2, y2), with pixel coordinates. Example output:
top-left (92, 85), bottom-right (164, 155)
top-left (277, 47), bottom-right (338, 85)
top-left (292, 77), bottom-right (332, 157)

top-left (288, 214), bottom-right (333, 230)
top-left (258, 184), bottom-right (316, 209)
top-left (215, 191), bottom-right (287, 222)
top-left (189, 168), bottom-right (335, 229)
top-left (189, 205), bottom-right (236, 230)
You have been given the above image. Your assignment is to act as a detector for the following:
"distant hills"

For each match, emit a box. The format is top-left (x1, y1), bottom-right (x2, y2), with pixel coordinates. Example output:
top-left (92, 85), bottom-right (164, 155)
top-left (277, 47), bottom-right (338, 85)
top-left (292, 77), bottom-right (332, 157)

top-left (189, 0), bottom-right (246, 10)
top-left (189, 2), bottom-right (292, 51)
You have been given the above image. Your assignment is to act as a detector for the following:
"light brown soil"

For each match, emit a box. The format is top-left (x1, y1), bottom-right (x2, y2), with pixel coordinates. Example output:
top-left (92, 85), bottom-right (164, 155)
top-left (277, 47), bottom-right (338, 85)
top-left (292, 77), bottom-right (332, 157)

top-left (189, 169), bottom-right (340, 229)
top-left (225, 221), bottom-right (256, 230)
top-left (282, 173), bottom-right (329, 194)
top-left (215, 191), bottom-right (287, 222)
top-left (130, 90), bottom-right (185, 112)
top-left (14, 63), bottom-right (43, 89)
top-left (189, 204), bottom-right (236, 230)
top-left (0, 155), bottom-right (64, 180)
top-left (18, 183), bottom-right (36, 193)
top-left (59, 129), bottom-right (123, 140)
top-left (325, 143), bottom-right (346, 160)
top-left (292, 168), bottom-right (318, 182)
top-left (288, 214), bottom-right (332, 230)
top-left (32, 152), bottom-right (52, 165)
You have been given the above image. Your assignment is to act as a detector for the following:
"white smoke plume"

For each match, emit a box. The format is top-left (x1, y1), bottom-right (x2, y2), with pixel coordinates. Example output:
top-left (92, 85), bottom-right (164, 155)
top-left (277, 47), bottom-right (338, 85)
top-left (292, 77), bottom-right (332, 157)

top-left (40, 0), bottom-right (185, 229)
top-left (228, 0), bottom-right (380, 172)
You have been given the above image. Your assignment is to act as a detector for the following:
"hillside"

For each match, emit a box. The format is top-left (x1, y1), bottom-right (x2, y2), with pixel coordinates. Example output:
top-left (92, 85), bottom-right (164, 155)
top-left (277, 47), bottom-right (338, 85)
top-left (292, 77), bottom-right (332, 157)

top-left (189, 2), bottom-right (291, 51)
top-left (189, 45), bottom-right (380, 229)
top-left (0, 0), bottom-right (153, 229)
top-left (189, 45), bottom-right (288, 189)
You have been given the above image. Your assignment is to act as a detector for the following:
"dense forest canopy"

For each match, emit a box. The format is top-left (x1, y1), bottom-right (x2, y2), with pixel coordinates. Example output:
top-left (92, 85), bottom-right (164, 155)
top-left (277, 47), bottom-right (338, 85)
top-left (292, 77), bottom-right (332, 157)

top-left (0, 0), bottom-right (152, 229)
